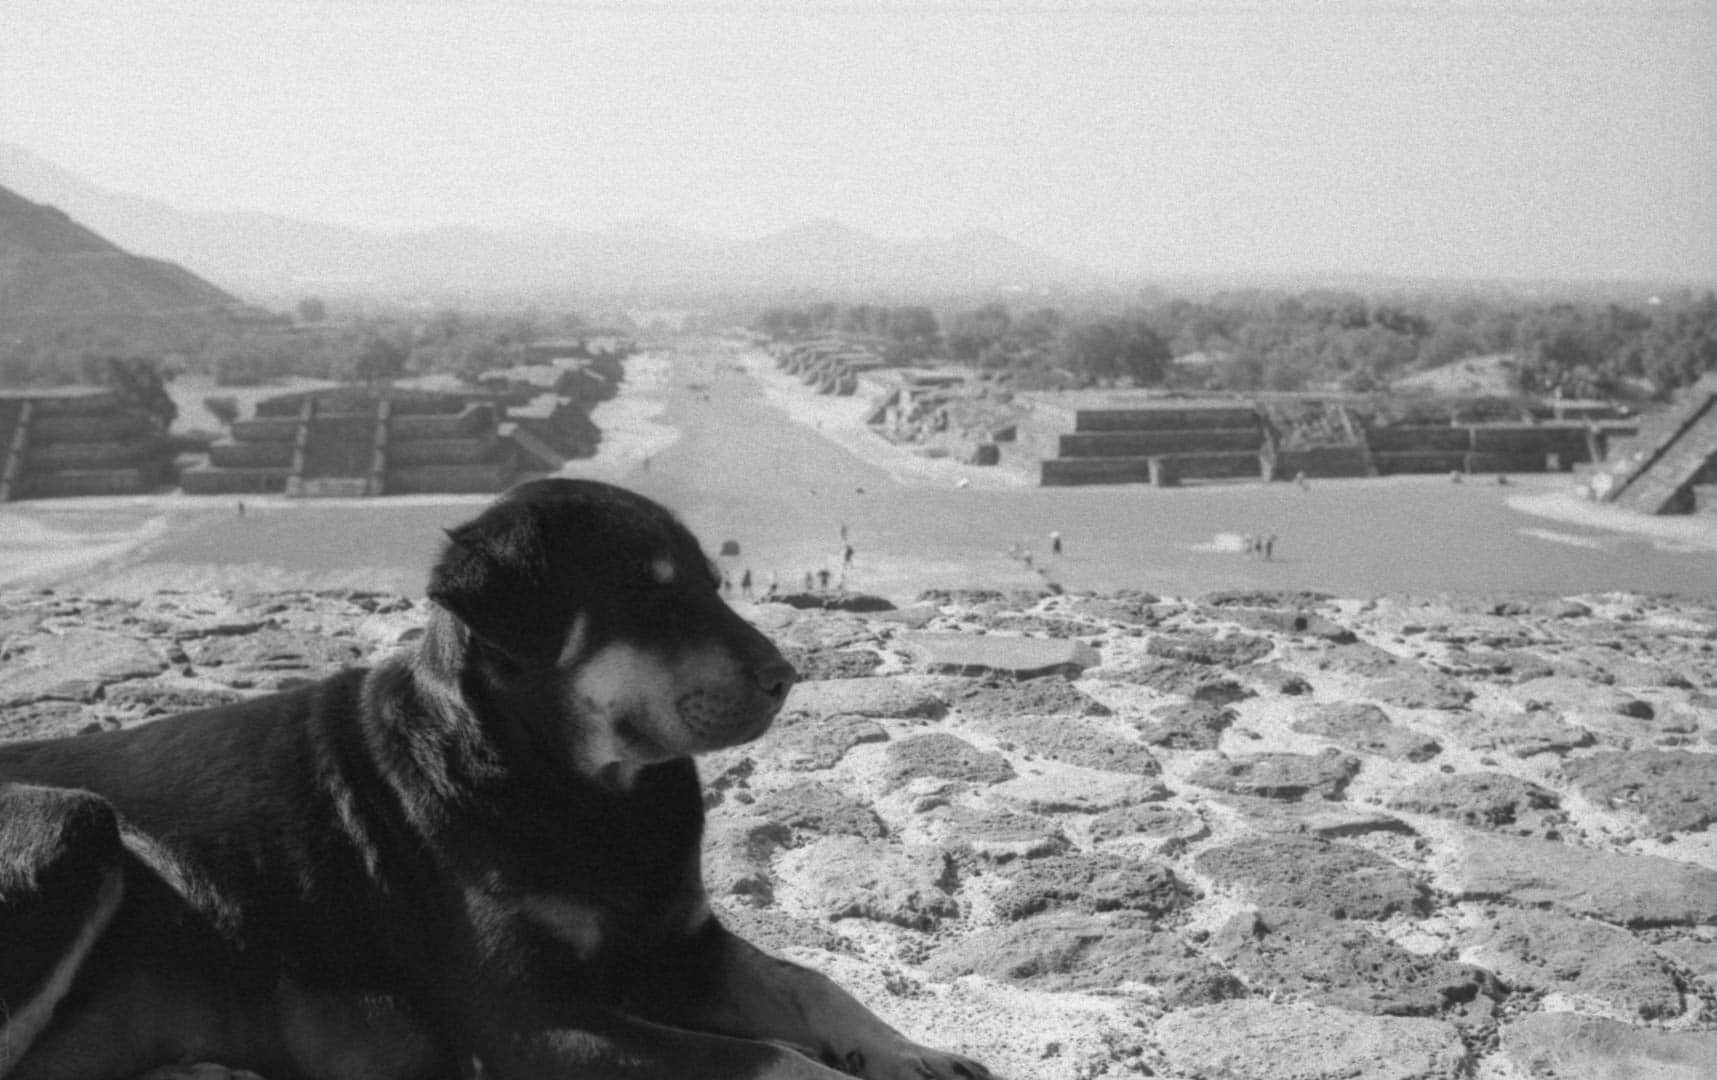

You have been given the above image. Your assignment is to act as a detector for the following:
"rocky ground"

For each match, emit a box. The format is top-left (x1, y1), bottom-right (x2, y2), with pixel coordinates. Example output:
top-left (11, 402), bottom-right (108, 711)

top-left (4, 585), bottom-right (1717, 1079)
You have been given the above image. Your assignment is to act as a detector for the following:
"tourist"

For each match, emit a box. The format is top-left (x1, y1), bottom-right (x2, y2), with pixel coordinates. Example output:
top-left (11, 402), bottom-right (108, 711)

top-left (740, 569), bottom-right (753, 599)
top-left (843, 544), bottom-right (854, 568)
top-left (818, 568), bottom-right (831, 590)
top-left (1050, 530), bottom-right (1063, 556)
top-left (1264, 533), bottom-right (1276, 561)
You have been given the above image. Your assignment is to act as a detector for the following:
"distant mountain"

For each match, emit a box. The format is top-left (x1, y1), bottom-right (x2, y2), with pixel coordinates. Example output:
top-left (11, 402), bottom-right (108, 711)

top-left (0, 183), bottom-right (235, 319)
top-left (0, 143), bottom-right (1096, 301)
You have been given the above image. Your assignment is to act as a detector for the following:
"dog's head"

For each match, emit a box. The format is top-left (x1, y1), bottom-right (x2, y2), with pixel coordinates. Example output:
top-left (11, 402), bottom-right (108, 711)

top-left (426, 479), bottom-right (795, 780)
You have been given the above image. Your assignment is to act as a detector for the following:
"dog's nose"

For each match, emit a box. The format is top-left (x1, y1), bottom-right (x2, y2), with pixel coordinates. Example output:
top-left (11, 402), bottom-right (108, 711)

top-left (756, 658), bottom-right (796, 708)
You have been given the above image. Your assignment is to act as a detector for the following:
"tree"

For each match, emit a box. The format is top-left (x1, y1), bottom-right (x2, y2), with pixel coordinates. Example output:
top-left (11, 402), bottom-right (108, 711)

top-left (351, 335), bottom-right (408, 385)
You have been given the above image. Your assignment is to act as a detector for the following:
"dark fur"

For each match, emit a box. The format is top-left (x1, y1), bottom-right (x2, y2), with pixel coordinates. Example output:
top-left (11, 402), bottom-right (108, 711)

top-left (0, 479), bottom-right (992, 1080)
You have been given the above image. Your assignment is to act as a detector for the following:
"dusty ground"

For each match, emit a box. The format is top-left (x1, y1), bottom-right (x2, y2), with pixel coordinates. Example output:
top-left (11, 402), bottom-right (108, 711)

top-left (3, 584), bottom-right (1716, 1079)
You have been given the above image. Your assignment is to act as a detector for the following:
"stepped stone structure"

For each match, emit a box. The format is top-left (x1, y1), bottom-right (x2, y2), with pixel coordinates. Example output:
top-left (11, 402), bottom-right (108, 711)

top-left (773, 339), bottom-right (889, 396)
top-left (181, 386), bottom-right (526, 497)
top-left (0, 386), bottom-right (175, 500)
top-left (1598, 375), bottom-right (1717, 514)
top-left (1017, 391), bottom-right (1609, 487)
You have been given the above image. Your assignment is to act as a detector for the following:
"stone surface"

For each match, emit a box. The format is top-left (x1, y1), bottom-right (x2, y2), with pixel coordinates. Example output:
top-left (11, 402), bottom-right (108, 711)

top-left (1146, 629), bottom-right (1275, 666)
top-left (1133, 701), bottom-right (1235, 750)
top-left (1560, 750), bottom-right (1717, 833)
top-left (1448, 833), bottom-right (1717, 926)
top-left (881, 732), bottom-right (1016, 791)
top-left (972, 714), bottom-right (1159, 775)
top-left (897, 632), bottom-right (1100, 677)
top-left (1291, 702), bottom-right (1442, 762)
top-left (1387, 772), bottom-right (1564, 832)
top-left (926, 913), bottom-right (1241, 1003)
top-left (948, 676), bottom-right (1111, 718)
top-left (1212, 907), bottom-right (1492, 1017)
top-left (759, 712), bottom-right (889, 771)
top-left (10, 585), bottom-right (1717, 1080)
top-left (782, 676), bottom-right (947, 721)
top-left (0, 631), bottom-right (169, 705)
top-left (992, 854), bottom-right (1193, 921)
top-left (775, 836), bottom-right (958, 930)
top-left (1500, 1012), bottom-right (1717, 1080)
top-left (1195, 835), bottom-right (1429, 918)
top-left (1153, 1001), bottom-right (1468, 1080)
top-left (1185, 750), bottom-right (1362, 801)
top-left (1466, 908), bottom-right (1685, 1020)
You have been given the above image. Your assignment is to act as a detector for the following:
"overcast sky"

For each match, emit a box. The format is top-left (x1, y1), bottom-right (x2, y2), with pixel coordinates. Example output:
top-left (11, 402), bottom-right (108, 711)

top-left (3, 0), bottom-right (1714, 282)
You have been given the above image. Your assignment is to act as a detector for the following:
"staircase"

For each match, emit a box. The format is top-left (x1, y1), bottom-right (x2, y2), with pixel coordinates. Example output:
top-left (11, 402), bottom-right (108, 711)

top-left (1606, 381), bottom-right (1717, 514)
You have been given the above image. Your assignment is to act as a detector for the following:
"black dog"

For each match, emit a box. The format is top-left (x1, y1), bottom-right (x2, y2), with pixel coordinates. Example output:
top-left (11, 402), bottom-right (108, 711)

top-left (0, 479), bottom-right (993, 1080)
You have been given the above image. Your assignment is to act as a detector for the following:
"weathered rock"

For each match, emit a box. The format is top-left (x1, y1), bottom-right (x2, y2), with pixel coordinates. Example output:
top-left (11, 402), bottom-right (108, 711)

top-left (1195, 835), bottom-right (1429, 919)
top-left (1291, 702), bottom-right (1442, 762)
top-left (926, 913), bottom-right (1241, 1003)
top-left (1364, 674), bottom-right (1473, 711)
top-left (921, 807), bottom-right (1069, 861)
top-left (1201, 589), bottom-right (1336, 609)
top-left (1154, 1001), bottom-right (1468, 1080)
top-left (1088, 804), bottom-right (1208, 854)
top-left (897, 632), bottom-right (1099, 678)
top-left (881, 732), bottom-right (1016, 791)
top-left (949, 676), bottom-right (1111, 718)
top-left (1146, 630), bottom-right (1275, 666)
top-left (1387, 772), bottom-right (1563, 831)
top-left (974, 714), bottom-right (1158, 776)
top-left (759, 713), bottom-right (889, 771)
top-left (178, 629), bottom-right (363, 674)
top-left (1217, 797), bottom-right (1416, 839)
top-left (749, 782), bottom-right (887, 844)
top-left (1213, 907), bottom-right (1494, 1017)
top-left (1185, 750), bottom-right (1361, 802)
top-left (1201, 606), bottom-right (1357, 644)
top-left (1560, 751), bottom-right (1717, 834)
top-left (702, 816), bottom-right (790, 902)
top-left (0, 631), bottom-right (170, 705)
top-left (782, 646), bottom-right (882, 680)
top-left (988, 771), bottom-right (1170, 815)
top-left (1435, 646), bottom-right (1556, 683)
top-left (1057, 592), bottom-right (1165, 626)
top-left (1448, 833), bottom-right (1717, 926)
top-left (1133, 701), bottom-right (1235, 750)
top-left (1094, 657), bottom-right (1254, 704)
top-left (1500, 1012), bottom-right (1717, 1080)
top-left (775, 837), bottom-right (957, 930)
top-left (992, 854), bottom-right (1193, 921)
top-left (782, 677), bottom-right (946, 721)
top-left (713, 902), bottom-right (848, 955)
top-left (0, 700), bottom-right (95, 739)
top-left (1436, 709), bottom-right (1595, 758)
top-left (99, 682), bottom-right (245, 717)
top-left (1467, 908), bottom-right (1685, 1020)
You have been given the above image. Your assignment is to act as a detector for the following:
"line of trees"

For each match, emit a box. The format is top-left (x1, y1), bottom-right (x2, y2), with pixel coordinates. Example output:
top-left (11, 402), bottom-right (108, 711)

top-left (756, 289), bottom-right (1717, 400)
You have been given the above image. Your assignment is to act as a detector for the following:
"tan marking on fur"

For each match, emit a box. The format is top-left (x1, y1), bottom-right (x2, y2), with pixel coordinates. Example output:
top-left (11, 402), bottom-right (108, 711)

top-left (0, 866), bottom-right (124, 1079)
top-left (650, 556), bottom-right (677, 585)
top-left (555, 613), bottom-right (591, 669)
top-left (565, 642), bottom-right (682, 777)
top-left (518, 895), bottom-right (606, 960)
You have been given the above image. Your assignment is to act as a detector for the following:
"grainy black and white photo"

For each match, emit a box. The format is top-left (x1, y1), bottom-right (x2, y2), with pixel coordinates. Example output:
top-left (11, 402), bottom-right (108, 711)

top-left (2, 2), bottom-right (1716, 1078)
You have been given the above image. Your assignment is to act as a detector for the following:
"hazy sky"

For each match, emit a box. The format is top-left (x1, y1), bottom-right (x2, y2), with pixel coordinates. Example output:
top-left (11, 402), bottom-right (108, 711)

top-left (3, 0), bottom-right (1714, 281)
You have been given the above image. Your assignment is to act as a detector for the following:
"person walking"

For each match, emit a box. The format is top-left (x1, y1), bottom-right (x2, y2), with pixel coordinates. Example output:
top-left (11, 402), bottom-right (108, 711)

top-left (1050, 530), bottom-right (1062, 556)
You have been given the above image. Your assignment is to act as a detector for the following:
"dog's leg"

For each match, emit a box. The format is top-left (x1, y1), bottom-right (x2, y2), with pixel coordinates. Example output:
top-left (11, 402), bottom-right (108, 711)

top-left (632, 921), bottom-right (996, 1080)
top-left (467, 1004), bottom-right (852, 1079)
top-left (0, 786), bottom-right (126, 1080)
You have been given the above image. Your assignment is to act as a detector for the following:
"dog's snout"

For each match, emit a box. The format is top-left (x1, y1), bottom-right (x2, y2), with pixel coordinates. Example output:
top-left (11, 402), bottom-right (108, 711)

top-left (756, 657), bottom-right (796, 708)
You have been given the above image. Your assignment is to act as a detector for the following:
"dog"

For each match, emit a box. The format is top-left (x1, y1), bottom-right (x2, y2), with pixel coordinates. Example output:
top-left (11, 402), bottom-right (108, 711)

top-left (0, 479), bottom-right (994, 1080)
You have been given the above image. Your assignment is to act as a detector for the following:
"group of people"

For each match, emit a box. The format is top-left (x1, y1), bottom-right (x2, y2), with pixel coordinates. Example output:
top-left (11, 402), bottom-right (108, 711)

top-left (1241, 532), bottom-right (1278, 560)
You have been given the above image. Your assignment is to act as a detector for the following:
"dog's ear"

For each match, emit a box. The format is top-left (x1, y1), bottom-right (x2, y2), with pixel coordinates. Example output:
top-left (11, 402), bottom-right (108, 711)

top-left (426, 507), bottom-right (563, 663)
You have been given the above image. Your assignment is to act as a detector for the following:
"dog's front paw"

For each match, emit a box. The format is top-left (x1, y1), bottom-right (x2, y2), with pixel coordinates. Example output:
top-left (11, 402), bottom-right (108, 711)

top-left (835, 1041), bottom-right (997, 1080)
top-left (135, 1065), bottom-right (268, 1080)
